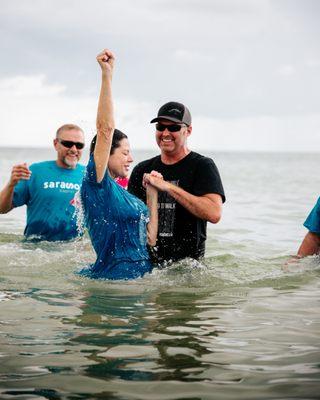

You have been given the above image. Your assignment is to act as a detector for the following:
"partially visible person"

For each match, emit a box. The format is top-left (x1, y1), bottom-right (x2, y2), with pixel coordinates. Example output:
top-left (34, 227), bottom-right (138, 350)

top-left (128, 101), bottom-right (225, 265)
top-left (79, 49), bottom-right (159, 280)
top-left (0, 124), bottom-right (85, 241)
top-left (115, 177), bottom-right (129, 189)
top-left (297, 197), bottom-right (320, 257)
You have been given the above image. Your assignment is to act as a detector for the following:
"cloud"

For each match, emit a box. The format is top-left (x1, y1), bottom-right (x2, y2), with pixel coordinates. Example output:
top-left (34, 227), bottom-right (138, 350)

top-left (306, 58), bottom-right (320, 68)
top-left (0, 75), bottom-right (94, 147)
top-left (1, 74), bottom-right (319, 152)
top-left (0, 75), bottom-right (65, 96)
top-left (192, 113), bottom-right (320, 152)
top-left (277, 65), bottom-right (296, 76)
top-left (0, 74), bottom-right (157, 149)
top-left (2, 0), bottom-right (319, 120)
top-left (0, 1), bottom-right (320, 152)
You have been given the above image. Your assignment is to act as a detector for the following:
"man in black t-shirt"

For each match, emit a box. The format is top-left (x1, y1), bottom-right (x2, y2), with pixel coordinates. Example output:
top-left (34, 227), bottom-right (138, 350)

top-left (128, 101), bottom-right (225, 264)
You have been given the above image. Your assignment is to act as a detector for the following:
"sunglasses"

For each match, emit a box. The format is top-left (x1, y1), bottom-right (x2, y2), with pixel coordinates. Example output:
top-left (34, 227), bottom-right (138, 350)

top-left (155, 123), bottom-right (186, 132)
top-left (58, 139), bottom-right (85, 150)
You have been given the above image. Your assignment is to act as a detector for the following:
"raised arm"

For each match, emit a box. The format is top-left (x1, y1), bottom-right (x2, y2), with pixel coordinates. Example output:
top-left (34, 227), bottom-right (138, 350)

top-left (94, 49), bottom-right (115, 183)
top-left (0, 163), bottom-right (31, 213)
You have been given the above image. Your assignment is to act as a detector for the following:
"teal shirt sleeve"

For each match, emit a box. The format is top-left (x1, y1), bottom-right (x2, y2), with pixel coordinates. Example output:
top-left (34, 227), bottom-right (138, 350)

top-left (304, 197), bottom-right (320, 234)
top-left (83, 155), bottom-right (102, 186)
top-left (13, 178), bottom-right (30, 207)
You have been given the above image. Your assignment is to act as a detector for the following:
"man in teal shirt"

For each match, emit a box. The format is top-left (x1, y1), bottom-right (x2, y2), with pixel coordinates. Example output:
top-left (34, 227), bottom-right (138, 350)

top-left (0, 124), bottom-right (85, 241)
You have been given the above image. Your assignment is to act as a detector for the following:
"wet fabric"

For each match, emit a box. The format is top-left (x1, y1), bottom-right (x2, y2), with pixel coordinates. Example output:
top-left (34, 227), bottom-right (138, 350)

top-left (304, 197), bottom-right (320, 234)
top-left (79, 155), bottom-right (152, 280)
top-left (13, 161), bottom-right (85, 241)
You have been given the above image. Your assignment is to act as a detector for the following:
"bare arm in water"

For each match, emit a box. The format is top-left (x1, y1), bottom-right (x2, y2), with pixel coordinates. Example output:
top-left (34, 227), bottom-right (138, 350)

top-left (297, 232), bottom-right (320, 257)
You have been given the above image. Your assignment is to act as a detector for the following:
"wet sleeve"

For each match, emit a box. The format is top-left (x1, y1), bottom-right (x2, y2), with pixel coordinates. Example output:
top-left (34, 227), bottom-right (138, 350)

top-left (304, 197), bottom-right (320, 234)
top-left (12, 179), bottom-right (30, 208)
top-left (83, 155), bottom-right (102, 187)
top-left (193, 157), bottom-right (226, 203)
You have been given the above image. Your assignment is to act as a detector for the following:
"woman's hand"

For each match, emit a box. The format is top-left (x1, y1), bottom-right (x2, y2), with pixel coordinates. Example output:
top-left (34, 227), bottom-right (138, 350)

top-left (143, 171), bottom-right (170, 192)
top-left (96, 49), bottom-right (115, 76)
top-left (143, 170), bottom-right (163, 188)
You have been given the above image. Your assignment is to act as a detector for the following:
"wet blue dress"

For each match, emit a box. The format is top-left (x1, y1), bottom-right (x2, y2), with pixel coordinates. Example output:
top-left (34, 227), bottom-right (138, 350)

top-left (79, 155), bottom-right (153, 280)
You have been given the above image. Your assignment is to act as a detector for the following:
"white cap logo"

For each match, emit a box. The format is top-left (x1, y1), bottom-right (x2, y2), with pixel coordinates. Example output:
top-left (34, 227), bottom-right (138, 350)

top-left (169, 108), bottom-right (182, 114)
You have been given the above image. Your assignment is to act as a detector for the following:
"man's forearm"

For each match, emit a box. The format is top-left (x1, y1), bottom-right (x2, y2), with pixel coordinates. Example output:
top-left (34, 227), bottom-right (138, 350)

top-left (166, 183), bottom-right (222, 223)
top-left (0, 183), bottom-right (15, 213)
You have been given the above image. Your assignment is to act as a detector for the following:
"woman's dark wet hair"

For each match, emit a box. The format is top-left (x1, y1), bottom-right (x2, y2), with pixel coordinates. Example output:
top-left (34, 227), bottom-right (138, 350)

top-left (90, 129), bottom-right (128, 155)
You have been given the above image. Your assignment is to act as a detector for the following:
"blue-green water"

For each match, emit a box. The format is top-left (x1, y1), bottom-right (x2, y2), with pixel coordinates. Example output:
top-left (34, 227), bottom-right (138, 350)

top-left (0, 148), bottom-right (319, 399)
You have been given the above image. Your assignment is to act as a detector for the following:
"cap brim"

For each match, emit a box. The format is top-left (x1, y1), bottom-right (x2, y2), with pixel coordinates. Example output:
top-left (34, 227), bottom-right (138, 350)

top-left (150, 116), bottom-right (182, 124)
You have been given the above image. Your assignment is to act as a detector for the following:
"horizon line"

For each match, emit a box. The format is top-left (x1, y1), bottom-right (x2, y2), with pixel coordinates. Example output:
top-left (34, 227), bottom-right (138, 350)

top-left (0, 145), bottom-right (319, 155)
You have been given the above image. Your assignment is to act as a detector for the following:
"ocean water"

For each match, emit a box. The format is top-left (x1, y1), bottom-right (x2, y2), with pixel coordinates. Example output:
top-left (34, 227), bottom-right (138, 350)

top-left (0, 147), bottom-right (319, 400)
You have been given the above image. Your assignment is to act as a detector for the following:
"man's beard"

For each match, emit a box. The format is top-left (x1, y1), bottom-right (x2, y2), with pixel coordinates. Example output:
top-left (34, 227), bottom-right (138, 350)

top-left (62, 154), bottom-right (78, 169)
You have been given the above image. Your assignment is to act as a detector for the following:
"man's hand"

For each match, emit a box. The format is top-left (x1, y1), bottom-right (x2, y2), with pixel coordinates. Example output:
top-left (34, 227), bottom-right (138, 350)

top-left (0, 163), bottom-right (31, 213)
top-left (143, 171), bottom-right (168, 191)
top-left (96, 49), bottom-right (115, 75)
top-left (142, 170), bottom-right (222, 223)
top-left (9, 163), bottom-right (31, 187)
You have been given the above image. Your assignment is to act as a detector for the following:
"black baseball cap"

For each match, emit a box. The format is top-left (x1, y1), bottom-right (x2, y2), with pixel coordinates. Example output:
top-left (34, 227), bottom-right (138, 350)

top-left (150, 101), bottom-right (192, 126)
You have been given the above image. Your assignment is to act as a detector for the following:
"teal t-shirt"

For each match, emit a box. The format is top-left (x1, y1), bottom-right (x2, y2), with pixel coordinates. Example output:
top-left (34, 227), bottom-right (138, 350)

top-left (304, 197), bottom-right (320, 234)
top-left (13, 161), bottom-right (85, 241)
top-left (79, 155), bottom-right (152, 280)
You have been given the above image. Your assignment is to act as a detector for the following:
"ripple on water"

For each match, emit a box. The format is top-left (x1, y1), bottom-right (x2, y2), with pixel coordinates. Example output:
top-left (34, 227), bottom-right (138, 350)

top-left (0, 230), bottom-right (320, 399)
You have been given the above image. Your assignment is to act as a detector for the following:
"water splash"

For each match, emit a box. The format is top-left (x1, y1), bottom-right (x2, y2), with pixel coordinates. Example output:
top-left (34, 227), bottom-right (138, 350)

top-left (73, 190), bottom-right (85, 237)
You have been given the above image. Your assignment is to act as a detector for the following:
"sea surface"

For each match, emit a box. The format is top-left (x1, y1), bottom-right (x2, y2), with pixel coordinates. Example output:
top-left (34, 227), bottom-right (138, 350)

top-left (0, 147), bottom-right (319, 400)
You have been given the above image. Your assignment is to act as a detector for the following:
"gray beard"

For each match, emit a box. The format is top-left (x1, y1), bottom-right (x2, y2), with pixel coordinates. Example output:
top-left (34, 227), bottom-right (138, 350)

top-left (62, 156), bottom-right (77, 169)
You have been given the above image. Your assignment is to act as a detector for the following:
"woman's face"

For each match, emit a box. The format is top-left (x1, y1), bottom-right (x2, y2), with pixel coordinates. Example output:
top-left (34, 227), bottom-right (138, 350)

top-left (108, 138), bottom-right (133, 178)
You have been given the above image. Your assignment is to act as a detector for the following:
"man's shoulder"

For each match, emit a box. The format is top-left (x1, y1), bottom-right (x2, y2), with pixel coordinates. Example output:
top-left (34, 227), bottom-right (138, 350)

top-left (30, 161), bottom-right (85, 171)
top-left (29, 160), bottom-right (56, 172)
top-left (75, 163), bottom-right (86, 173)
top-left (75, 162), bottom-right (85, 169)
top-left (186, 151), bottom-right (215, 167)
top-left (190, 151), bottom-right (212, 161)
top-left (29, 161), bottom-right (85, 182)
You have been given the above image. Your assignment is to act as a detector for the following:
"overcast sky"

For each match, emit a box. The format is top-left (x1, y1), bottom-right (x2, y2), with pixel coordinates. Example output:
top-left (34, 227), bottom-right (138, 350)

top-left (0, 0), bottom-right (319, 151)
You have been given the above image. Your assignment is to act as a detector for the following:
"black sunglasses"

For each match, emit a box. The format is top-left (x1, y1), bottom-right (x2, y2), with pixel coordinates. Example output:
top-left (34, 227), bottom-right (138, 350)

top-left (155, 123), bottom-right (186, 132)
top-left (58, 139), bottom-right (85, 150)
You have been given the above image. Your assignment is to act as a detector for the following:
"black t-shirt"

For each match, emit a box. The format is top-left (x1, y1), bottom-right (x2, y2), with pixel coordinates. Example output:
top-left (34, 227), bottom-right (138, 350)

top-left (128, 151), bottom-right (225, 264)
